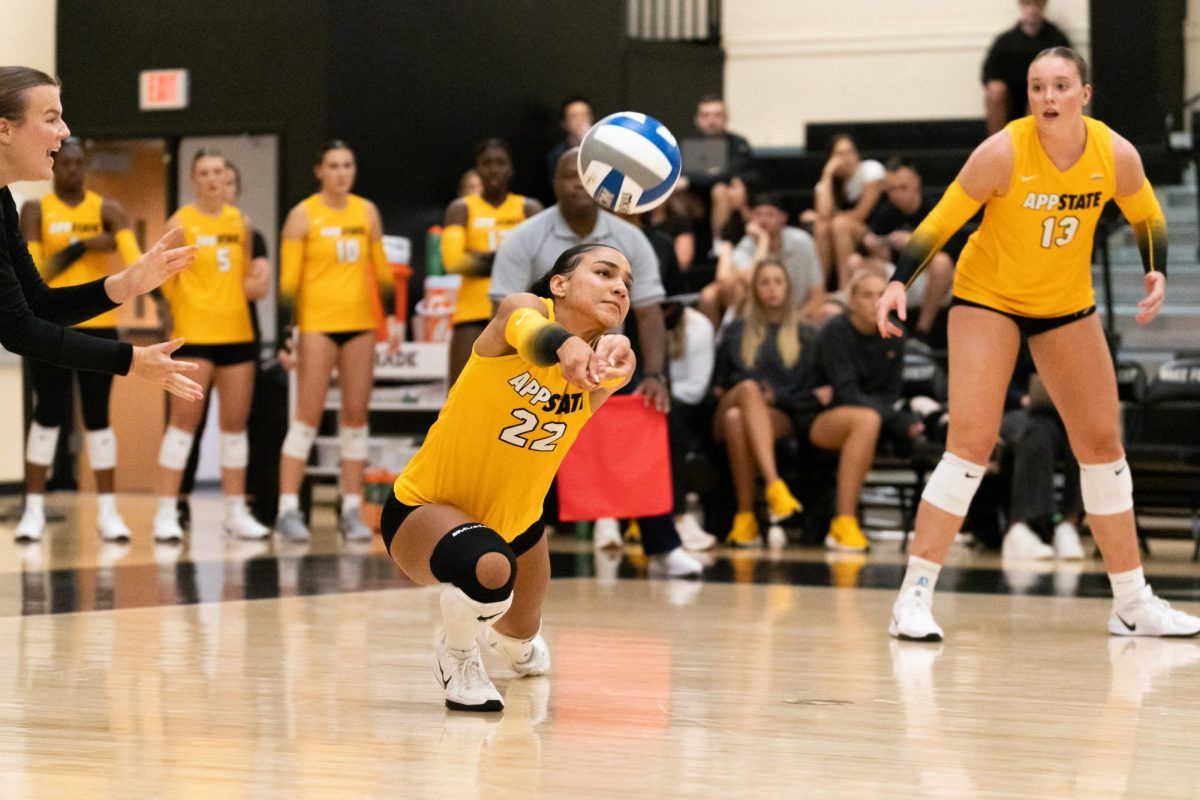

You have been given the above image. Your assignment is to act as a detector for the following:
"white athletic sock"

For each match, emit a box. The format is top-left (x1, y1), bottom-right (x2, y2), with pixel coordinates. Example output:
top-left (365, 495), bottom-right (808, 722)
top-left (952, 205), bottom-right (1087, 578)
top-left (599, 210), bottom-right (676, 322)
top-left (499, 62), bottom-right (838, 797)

top-left (25, 494), bottom-right (44, 516)
top-left (279, 494), bottom-right (300, 514)
top-left (156, 497), bottom-right (176, 519)
top-left (1109, 566), bottom-right (1147, 611)
top-left (900, 555), bottom-right (943, 599)
top-left (224, 495), bottom-right (247, 517)
top-left (342, 493), bottom-right (362, 513)
top-left (440, 585), bottom-right (512, 651)
top-left (97, 493), bottom-right (117, 518)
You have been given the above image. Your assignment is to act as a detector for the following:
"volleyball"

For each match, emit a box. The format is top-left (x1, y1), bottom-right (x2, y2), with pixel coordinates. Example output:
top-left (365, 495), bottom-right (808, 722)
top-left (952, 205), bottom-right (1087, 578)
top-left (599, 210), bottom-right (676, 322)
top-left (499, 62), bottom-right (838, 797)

top-left (577, 111), bottom-right (682, 214)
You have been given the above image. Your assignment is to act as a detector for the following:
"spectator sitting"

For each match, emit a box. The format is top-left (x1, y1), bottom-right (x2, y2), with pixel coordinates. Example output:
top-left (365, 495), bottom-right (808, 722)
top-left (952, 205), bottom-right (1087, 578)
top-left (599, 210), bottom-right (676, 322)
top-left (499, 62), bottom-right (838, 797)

top-left (711, 172), bottom-right (755, 250)
top-left (711, 259), bottom-right (808, 547)
top-left (983, 0), bottom-right (1071, 135)
top-left (850, 158), bottom-right (963, 345)
top-left (998, 341), bottom-right (1085, 560)
top-left (817, 269), bottom-right (924, 550)
top-left (678, 94), bottom-right (754, 257)
top-left (647, 200), bottom-right (695, 276)
top-left (800, 134), bottom-right (885, 288)
top-left (699, 193), bottom-right (825, 327)
top-left (545, 96), bottom-right (594, 185)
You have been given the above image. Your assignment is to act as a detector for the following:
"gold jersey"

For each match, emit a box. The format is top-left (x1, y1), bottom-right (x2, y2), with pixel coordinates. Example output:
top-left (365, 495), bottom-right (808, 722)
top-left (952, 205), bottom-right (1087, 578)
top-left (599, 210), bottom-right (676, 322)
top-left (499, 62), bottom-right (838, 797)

top-left (453, 193), bottom-right (529, 324)
top-left (39, 191), bottom-right (117, 329)
top-left (954, 115), bottom-right (1117, 317)
top-left (165, 204), bottom-right (254, 344)
top-left (394, 298), bottom-right (593, 540)
top-left (295, 194), bottom-right (377, 332)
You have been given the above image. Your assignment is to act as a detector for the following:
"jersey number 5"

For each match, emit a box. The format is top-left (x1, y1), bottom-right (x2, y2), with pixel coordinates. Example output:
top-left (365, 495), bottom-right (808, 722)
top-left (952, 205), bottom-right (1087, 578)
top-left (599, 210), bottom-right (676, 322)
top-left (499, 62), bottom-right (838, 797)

top-left (216, 247), bottom-right (232, 273)
top-left (499, 409), bottom-right (566, 452)
top-left (1040, 216), bottom-right (1080, 249)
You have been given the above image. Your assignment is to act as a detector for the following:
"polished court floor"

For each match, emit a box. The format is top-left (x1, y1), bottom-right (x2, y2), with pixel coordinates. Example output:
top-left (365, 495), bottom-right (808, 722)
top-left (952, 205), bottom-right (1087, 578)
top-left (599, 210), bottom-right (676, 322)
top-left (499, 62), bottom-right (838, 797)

top-left (3, 494), bottom-right (1200, 798)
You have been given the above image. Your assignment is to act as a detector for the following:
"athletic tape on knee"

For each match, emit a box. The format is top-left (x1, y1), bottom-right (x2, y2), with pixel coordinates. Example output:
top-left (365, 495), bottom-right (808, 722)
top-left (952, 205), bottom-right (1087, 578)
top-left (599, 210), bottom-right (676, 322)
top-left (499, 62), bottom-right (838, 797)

top-left (430, 522), bottom-right (517, 604)
top-left (1080, 458), bottom-right (1134, 516)
top-left (281, 420), bottom-right (317, 460)
top-left (339, 425), bottom-right (368, 461)
top-left (85, 428), bottom-right (117, 470)
top-left (157, 426), bottom-right (195, 471)
top-left (219, 432), bottom-right (249, 469)
top-left (921, 451), bottom-right (987, 517)
top-left (25, 423), bottom-right (60, 467)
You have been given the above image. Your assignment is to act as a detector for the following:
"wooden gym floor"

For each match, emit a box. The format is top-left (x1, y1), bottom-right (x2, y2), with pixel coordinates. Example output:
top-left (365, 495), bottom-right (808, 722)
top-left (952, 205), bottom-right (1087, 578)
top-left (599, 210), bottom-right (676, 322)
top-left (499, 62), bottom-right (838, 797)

top-left (2, 492), bottom-right (1200, 799)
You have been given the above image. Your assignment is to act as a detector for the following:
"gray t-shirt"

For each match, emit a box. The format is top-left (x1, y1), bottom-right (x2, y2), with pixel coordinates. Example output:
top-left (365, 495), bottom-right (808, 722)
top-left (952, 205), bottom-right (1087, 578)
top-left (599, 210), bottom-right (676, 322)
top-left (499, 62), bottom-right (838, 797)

top-left (489, 205), bottom-right (665, 308)
top-left (732, 226), bottom-right (823, 304)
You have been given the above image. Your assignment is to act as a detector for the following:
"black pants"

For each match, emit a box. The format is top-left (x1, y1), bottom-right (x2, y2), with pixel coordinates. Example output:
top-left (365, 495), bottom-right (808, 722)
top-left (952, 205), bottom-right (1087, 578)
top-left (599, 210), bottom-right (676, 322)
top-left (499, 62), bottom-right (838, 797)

top-left (1000, 409), bottom-right (1082, 525)
top-left (29, 328), bottom-right (118, 431)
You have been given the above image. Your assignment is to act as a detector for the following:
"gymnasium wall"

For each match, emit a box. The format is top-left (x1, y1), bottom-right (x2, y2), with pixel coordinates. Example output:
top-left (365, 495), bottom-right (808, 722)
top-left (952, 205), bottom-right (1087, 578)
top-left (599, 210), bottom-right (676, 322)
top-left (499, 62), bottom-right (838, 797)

top-left (722, 0), bottom-right (1091, 147)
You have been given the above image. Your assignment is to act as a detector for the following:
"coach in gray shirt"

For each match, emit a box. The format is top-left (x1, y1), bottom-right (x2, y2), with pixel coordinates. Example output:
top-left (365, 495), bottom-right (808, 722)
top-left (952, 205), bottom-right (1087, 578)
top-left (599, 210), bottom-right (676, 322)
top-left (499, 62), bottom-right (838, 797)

top-left (491, 149), bottom-right (670, 411)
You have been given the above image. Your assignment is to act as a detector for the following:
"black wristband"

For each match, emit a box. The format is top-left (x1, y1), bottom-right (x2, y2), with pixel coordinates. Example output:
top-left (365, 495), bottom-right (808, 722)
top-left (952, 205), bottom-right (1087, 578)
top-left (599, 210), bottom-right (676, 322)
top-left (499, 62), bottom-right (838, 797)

top-left (531, 323), bottom-right (574, 367)
top-left (47, 240), bottom-right (87, 279)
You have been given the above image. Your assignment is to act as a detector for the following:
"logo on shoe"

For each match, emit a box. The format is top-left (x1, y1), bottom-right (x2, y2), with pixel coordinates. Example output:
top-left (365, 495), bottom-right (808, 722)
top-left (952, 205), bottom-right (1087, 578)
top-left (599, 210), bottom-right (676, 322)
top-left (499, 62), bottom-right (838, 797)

top-left (477, 612), bottom-right (503, 622)
top-left (1115, 613), bottom-right (1136, 632)
top-left (436, 663), bottom-right (451, 689)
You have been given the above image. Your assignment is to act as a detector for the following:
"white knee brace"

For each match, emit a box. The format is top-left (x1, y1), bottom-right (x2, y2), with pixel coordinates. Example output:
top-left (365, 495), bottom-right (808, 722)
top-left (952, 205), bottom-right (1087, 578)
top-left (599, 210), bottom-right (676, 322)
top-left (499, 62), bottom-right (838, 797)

top-left (158, 426), bottom-right (195, 471)
top-left (339, 425), bottom-right (368, 461)
top-left (1080, 458), bottom-right (1134, 516)
top-left (85, 428), bottom-right (117, 470)
top-left (219, 432), bottom-right (249, 469)
top-left (25, 423), bottom-right (60, 467)
top-left (282, 420), bottom-right (317, 460)
top-left (921, 451), bottom-right (987, 517)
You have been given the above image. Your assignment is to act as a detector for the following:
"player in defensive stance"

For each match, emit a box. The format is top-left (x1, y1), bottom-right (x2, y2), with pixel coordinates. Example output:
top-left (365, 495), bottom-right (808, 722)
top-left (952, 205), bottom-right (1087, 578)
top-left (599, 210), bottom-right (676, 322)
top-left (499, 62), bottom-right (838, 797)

top-left (381, 243), bottom-right (635, 711)
top-left (877, 47), bottom-right (1200, 641)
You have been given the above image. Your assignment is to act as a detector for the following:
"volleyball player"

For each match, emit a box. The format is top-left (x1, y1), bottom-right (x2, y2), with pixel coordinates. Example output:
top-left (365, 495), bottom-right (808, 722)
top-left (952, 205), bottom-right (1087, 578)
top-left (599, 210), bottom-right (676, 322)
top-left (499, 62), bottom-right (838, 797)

top-left (15, 138), bottom-right (143, 541)
top-left (274, 140), bottom-right (397, 543)
top-left (878, 48), bottom-right (1200, 640)
top-left (382, 243), bottom-right (634, 711)
top-left (152, 151), bottom-right (271, 542)
top-left (442, 139), bottom-right (542, 385)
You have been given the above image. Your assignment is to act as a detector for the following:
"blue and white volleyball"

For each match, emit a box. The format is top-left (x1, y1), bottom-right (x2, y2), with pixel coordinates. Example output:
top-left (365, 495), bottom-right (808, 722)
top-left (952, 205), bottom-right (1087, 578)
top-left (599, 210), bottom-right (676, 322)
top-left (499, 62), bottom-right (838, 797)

top-left (577, 111), bottom-right (682, 214)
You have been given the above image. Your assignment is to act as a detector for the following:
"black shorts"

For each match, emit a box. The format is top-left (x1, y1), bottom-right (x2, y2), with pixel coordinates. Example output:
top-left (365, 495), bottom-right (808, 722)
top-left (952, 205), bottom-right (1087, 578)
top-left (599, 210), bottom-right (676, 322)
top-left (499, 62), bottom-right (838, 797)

top-left (950, 296), bottom-right (1097, 337)
top-left (380, 493), bottom-right (546, 558)
top-left (317, 330), bottom-right (373, 347)
top-left (175, 342), bottom-right (258, 366)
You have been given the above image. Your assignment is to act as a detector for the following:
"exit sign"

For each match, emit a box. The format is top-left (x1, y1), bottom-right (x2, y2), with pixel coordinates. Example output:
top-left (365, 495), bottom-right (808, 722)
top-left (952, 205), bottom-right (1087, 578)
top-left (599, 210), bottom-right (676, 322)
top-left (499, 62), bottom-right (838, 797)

top-left (139, 69), bottom-right (189, 111)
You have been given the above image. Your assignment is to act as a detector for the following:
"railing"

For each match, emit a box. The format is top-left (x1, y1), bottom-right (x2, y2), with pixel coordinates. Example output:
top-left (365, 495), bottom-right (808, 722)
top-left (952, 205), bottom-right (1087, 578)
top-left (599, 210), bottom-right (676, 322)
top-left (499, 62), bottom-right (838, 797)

top-left (626, 0), bottom-right (721, 42)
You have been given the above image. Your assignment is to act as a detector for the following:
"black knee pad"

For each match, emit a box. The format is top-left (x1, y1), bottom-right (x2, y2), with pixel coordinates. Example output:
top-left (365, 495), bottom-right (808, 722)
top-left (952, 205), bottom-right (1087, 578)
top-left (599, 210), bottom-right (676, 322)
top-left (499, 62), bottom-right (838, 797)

top-left (429, 523), bottom-right (517, 604)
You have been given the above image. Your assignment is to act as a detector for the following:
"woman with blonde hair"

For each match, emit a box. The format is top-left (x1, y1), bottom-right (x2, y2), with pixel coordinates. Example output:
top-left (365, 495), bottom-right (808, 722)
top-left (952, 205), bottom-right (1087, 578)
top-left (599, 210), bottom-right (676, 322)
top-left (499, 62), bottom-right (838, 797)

top-left (711, 259), bottom-right (809, 545)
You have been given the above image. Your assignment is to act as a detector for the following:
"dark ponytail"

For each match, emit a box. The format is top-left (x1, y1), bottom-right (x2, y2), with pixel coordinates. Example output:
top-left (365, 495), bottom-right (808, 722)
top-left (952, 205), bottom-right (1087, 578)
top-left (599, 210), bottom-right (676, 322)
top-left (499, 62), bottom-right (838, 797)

top-left (529, 243), bottom-right (611, 298)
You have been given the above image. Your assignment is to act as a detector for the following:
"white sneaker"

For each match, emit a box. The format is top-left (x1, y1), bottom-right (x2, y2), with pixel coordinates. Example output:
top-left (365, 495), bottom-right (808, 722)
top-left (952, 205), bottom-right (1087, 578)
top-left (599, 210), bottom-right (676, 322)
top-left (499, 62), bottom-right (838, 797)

top-left (98, 511), bottom-right (132, 542)
top-left (648, 546), bottom-right (704, 578)
top-left (889, 586), bottom-right (944, 642)
top-left (225, 508), bottom-right (270, 540)
top-left (1001, 522), bottom-right (1055, 560)
top-left (153, 510), bottom-right (184, 543)
top-left (15, 508), bottom-right (45, 542)
top-left (1109, 585), bottom-right (1200, 638)
top-left (435, 633), bottom-right (503, 711)
top-left (676, 514), bottom-right (717, 551)
top-left (484, 627), bottom-right (550, 677)
top-left (766, 524), bottom-right (788, 550)
top-left (592, 517), bottom-right (623, 549)
top-left (1053, 521), bottom-right (1085, 560)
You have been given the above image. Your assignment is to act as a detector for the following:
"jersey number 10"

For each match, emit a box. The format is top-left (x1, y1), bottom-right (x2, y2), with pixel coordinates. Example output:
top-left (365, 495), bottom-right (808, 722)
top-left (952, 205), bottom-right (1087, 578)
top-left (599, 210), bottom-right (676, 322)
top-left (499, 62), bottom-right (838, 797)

top-left (1040, 215), bottom-right (1080, 249)
top-left (336, 238), bottom-right (361, 263)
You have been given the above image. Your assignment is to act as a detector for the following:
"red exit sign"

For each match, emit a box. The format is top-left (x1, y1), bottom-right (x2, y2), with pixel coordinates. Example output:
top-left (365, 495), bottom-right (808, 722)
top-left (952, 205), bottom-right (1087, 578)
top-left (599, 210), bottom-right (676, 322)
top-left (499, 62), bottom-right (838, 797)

top-left (139, 69), bottom-right (189, 111)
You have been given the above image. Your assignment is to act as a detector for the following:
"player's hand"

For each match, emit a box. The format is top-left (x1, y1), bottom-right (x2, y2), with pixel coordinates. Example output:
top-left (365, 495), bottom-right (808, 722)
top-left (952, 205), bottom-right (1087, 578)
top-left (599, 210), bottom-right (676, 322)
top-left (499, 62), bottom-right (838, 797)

top-left (557, 336), bottom-right (601, 391)
top-left (132, 338), bottom-right (203, 401)
top-left (1136, 272), bottom-right (1165, 325)
top-left (876, 280), bottom-right (907, 338)
top-left (278, 328), bottom-right (298, 370)
top-left (594, 334), bottom-right (635, 389)
top-left (386, 318), bottom-right (403, 357)
top-left (106, 227), bottom-right (197, 302)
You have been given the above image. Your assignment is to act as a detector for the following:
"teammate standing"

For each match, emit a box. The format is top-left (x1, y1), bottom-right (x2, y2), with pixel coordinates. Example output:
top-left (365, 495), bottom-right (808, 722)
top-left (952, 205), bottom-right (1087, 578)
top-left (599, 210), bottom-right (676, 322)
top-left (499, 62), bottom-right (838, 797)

top-left (878, 48), bottom-right (1200, 640)
top-left (383, 243), bottom-right (634, 711)
top-left (442, 139), bottom-right (542, 385)
top-left (274, 140), bottom-right (396, 543)
top-left (16, 138), bottom-right (142, 542)
top-left (152, 150), bottom-right (271, 542)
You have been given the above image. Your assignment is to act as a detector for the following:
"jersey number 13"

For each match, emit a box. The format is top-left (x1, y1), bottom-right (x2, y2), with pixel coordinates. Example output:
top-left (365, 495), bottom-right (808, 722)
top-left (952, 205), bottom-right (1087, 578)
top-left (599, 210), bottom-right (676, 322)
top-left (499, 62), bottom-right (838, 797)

top-left (1040, 216), bottom-right (1080, 249)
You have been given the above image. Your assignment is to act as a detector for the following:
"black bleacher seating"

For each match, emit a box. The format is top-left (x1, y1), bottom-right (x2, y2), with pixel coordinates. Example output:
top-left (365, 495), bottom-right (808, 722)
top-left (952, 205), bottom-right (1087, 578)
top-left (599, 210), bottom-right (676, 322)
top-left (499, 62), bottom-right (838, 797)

top-left (1124, 358), bottom-right (1200, 558)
